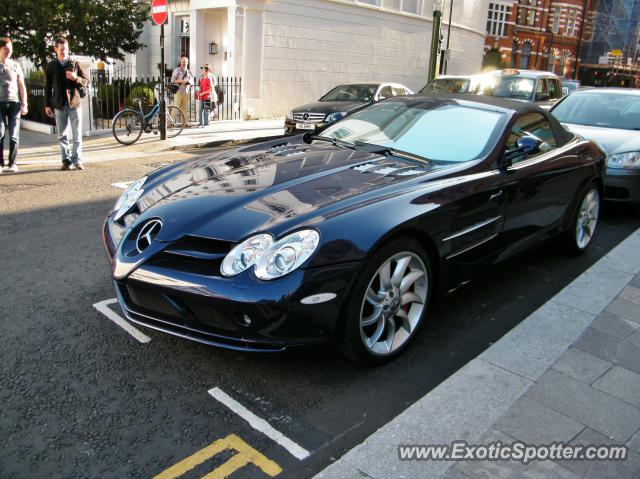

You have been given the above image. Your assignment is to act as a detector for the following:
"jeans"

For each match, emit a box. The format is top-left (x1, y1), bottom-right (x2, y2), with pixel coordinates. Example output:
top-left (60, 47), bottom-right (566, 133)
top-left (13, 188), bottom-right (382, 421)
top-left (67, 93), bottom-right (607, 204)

top-left (198, 99), bottom-right (210, 126)
top-left (54, 105), bottom-right (82, 165)
top-left (0, 101), bottom-right (21, 168)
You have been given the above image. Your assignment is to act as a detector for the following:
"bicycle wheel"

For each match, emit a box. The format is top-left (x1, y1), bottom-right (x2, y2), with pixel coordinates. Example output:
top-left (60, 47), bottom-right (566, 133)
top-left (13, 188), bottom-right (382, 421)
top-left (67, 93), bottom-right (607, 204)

top-left (112, 109), bottom-right (143, 145)
top-left (166, 106), bottom-right (185, 138)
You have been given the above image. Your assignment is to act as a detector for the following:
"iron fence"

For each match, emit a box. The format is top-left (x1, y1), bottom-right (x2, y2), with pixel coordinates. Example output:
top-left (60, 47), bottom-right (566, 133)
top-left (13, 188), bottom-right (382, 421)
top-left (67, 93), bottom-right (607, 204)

top-left (21, 65), bottom-right (243, 132)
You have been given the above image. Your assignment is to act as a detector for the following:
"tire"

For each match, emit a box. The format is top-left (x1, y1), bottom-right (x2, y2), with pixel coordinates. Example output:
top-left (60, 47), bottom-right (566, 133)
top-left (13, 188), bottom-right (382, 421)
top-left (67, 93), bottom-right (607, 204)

top-left (338, 237), bottom-right (432, 365)
top-left (112, 109), bottom-right (143, 146)
top-left (562, 183), bottom-right (600, 255)
top-left (166, 106), bottom-right (185, 138)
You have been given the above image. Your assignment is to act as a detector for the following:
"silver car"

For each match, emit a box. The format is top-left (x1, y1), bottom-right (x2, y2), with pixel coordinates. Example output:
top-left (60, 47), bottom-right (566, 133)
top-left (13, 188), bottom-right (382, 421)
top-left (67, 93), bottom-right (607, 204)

top-left (551, 88), bottom-right (640, 204)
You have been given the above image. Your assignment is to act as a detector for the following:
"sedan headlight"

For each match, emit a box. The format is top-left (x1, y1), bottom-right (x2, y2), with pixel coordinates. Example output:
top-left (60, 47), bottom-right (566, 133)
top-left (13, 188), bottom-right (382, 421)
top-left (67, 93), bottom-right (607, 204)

top-left (608, 152), bottom-right (640, 169)
top-left (326, 111), bottom-right (347, 123)
top-left (255, 230), bottom-right (320, 280)
top-left (286, 110), bottom-right (293, 120)
top-left (221, 234), bottom-right (274, 277)
top-left (113, 176), bottom-right (147, 221)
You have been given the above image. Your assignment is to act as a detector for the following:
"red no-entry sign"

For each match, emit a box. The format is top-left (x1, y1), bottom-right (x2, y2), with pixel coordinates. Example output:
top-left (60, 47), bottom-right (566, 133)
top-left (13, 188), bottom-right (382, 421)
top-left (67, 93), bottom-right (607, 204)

top-left (151, 0), bottom-right (168, 26)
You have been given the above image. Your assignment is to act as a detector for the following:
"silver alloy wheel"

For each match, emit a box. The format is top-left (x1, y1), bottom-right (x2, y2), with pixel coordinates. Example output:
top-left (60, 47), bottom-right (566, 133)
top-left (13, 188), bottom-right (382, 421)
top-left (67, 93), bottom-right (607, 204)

top-left (359, 251), bottom-right (428, 355)
top-left (575, 189), bottom-right (599, 249)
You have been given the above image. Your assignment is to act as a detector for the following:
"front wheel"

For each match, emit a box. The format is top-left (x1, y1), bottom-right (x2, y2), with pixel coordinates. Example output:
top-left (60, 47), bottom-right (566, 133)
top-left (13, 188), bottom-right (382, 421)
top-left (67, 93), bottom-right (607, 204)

top-left (166, 106), bottom-right (185, 138)
top-left (112, 109), bottom-right (143, 145)
top-left (338, 238), bottom-right (432, 365)
top-left (563, 184), bottom-right (600, 255)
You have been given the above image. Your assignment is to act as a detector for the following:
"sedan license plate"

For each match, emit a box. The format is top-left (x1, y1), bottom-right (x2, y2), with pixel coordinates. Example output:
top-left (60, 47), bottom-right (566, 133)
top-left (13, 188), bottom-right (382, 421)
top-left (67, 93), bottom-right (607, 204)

top-left (296, 123), bottom-right (315, 130)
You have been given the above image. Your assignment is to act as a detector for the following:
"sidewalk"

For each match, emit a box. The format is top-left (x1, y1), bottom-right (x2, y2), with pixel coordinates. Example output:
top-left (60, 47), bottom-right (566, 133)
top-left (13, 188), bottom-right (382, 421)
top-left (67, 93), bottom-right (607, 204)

top-left (315, 228), bottom-right (640, 479)
top-left (13, 118), bottom-right (285, 165)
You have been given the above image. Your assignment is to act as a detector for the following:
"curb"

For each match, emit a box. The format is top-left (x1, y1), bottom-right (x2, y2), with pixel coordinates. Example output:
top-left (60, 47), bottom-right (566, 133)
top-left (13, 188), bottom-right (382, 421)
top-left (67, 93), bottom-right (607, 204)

top-left (313, 228), bottom-right (640, 479)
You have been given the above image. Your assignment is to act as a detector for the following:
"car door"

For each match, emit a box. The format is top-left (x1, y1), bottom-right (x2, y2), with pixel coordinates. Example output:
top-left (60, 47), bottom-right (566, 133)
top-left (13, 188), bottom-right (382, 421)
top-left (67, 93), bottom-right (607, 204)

top-left (499, 112), bottom-right (578, 250)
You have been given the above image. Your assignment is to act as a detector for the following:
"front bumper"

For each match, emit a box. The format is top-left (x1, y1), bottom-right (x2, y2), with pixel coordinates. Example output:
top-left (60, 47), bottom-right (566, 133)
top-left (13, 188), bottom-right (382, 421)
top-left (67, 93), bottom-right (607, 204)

top-left (604, 167), bottom-right (640, 204)
top-left (103, 219), bottom-right (362, 351)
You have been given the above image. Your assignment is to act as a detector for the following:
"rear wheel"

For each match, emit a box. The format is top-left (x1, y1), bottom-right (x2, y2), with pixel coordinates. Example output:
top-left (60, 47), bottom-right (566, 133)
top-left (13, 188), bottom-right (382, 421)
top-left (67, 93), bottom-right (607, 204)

top-left (563, 184), bottom-right (600, 255)
top-left (112, 109), bottom-right (143, 145)
top-left (339, 238), bottom-right (432, 365)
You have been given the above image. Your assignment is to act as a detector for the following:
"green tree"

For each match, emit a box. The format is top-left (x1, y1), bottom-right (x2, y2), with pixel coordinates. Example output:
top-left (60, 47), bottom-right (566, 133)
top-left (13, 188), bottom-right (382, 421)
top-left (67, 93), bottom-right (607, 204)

top-left (1, 0), bottom-right (149, 69)
top-left (482, 48), bottom-right (506, 71)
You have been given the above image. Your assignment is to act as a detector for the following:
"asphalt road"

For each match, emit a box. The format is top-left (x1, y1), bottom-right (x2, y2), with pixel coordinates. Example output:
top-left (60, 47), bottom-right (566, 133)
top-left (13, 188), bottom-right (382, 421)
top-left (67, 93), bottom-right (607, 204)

top-left (1, 152), bottom-right (639, 479)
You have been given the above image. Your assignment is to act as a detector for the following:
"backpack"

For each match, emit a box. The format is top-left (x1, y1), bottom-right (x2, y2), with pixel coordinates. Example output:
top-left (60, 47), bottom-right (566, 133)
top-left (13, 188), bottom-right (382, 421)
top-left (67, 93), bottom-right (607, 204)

top-left (214, 85), bottom-right (224, 105)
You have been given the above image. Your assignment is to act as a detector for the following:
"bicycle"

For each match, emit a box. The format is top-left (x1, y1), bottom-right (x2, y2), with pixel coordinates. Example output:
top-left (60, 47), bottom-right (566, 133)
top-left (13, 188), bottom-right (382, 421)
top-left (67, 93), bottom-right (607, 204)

top-left (112, 84), bottom-right (185, 145)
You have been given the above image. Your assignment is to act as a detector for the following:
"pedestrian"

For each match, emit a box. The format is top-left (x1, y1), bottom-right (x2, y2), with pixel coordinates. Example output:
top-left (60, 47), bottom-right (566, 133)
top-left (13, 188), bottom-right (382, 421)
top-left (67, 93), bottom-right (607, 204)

top-left (196, 64), bottom-right (217, 127)
top-left (171, 56), bottom-right (193, 127)
top-left (0, 37), bottom-right (28, 174)
top-left (44, 37), bottom-right (89, 171)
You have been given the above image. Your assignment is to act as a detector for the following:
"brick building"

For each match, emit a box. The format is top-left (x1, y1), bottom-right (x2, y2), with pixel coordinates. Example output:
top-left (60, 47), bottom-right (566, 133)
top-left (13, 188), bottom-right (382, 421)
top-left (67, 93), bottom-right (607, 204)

top-left (484, 0), bottom-right (597, 78)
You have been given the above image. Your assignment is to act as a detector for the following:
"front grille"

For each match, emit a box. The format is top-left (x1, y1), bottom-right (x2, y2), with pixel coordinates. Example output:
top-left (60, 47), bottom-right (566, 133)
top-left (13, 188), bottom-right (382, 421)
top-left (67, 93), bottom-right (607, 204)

top-left (125, 285), bottom-right (181, 318)
top-left (605, 185), bottom-right (630, 200)
top-left (185, 300), bottom-right (240, 332)
top-left (147, 235), bottom-right (234, 276)
top-left (293, 112), bottom-right (325, 123)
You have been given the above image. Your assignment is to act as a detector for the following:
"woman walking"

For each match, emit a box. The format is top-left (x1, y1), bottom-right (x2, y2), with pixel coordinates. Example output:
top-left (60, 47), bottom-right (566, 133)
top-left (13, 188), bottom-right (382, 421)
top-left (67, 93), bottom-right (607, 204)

top-left (0, 37), bottom-right (28, 173)
top-left (196, 64), bottom-right (217, 127)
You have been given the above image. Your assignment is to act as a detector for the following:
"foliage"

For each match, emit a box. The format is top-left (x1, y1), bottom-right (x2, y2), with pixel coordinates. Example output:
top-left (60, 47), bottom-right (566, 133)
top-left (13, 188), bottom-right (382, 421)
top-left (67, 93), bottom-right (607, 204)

top-left (1, 0), bottom-right (148, 69)
top-left (482, 49), bottom-right (506, 71)
top-left (125, 84), bottom-right (155, 109)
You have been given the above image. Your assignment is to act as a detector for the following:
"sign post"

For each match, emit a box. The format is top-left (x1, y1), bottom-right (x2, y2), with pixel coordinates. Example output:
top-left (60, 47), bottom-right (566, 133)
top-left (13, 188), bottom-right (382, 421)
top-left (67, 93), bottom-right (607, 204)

top-left (151, 0), bottom-right (168, 140)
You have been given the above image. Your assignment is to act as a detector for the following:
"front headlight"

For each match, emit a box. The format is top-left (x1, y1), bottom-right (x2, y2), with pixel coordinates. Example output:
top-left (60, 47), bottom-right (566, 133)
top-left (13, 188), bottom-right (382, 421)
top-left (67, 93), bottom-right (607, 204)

top-left (221, 233), bottom-right (274, 277)
top-left (608, 152), bottom-right (640, 169)
top-left (255, 230), bottom-right (320, 280)
top-left (286, 110), bottom-right (293, 120)
top-left (113, 176), bottom-right (147, 221)
top-left (326, 111), bottom-right (347, 123)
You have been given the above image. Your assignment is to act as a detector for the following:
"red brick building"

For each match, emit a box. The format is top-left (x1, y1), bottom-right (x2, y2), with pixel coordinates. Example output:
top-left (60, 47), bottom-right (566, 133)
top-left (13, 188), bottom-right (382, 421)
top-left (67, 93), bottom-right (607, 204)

top-left (484, 0), bottom-right (597, 79)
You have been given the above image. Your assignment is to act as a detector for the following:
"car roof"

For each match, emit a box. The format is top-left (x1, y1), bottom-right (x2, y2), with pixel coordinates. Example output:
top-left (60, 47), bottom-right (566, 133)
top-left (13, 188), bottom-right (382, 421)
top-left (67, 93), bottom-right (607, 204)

top-left (407, 92), bottom-right (546, 114)
top-left (484, 69), bottom-right (561, 79)
top-left (429, 75), bottom-right (475, 80)
top-left (568, 87), bottom-right (640, 96)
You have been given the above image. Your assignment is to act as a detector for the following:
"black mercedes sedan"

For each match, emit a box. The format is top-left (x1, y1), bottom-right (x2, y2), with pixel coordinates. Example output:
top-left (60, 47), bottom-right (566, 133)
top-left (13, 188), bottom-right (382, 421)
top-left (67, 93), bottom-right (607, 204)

top-left (284, 82), bottom-right (413, 135)
top-left (103, 95), bottom-right (605, 364)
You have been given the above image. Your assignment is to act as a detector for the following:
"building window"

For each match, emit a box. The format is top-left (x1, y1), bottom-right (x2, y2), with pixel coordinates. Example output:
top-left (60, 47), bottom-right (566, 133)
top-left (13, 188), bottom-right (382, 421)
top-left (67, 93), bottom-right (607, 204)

top-left (551, 7), bottom-right (560, 33)
top-left (486, 2), bottom-right (512, 37)
top-left (357, 0), bottom-right (380, 6)
top-left (511, 39), bottom-right (518, 67)
top-left (566, 8), bottom-right (579, 36)
top-left (400, 0), bottom-right (421, 14)
top-left (520, 42), bottom-right (531, 69)
top-left (559, 53), bottom-right (568, 76)
top-left (517, 3), bottom-right (536, 27)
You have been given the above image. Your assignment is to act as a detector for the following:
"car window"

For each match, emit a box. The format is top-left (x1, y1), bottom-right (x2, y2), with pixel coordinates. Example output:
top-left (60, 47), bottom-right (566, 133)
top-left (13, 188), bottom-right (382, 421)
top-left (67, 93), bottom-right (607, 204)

top-left (478, 76), bottom-right (535, 100)
top-left (548, 79), bottom-right (561, 99)
top-left (536, 79), bottom-right (546, 94)
top-left (321, 101), bottom-right (506, 163)
top-left (420, 79), bottom-right (470, 93)
top-left (391, 86), bottom-right (407, 96)
top-left (378, 86), bottom-right (393, 99)
top-left (551, 92), bottom-right (640, 130)
top-left (320, 84), bottom-right (377, 102)
top-left (507, 113), bottom-right (558, 163)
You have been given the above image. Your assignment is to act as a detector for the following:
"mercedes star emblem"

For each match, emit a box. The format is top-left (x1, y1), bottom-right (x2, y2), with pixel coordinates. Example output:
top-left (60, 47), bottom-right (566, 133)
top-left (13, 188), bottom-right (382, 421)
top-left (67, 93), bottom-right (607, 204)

top-left (135, 219), bottom-right (163, 253)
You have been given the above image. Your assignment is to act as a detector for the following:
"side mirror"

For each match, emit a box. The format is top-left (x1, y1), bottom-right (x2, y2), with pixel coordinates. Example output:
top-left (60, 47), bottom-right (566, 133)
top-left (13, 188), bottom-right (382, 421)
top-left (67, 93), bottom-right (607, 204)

top-left (504, 136), bottom-right (542, 164)
top-left (535, 92), bottom-right (550, 102)
top-left (302, 132), bottom-right (313, 144)
top-left (376, 95), bottom-right (386, 101)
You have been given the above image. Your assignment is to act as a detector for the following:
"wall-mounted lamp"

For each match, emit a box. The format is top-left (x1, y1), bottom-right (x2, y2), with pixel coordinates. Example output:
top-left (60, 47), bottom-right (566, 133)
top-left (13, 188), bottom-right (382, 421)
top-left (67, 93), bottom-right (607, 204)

top-left (209, 42), bottom-right (218, 55)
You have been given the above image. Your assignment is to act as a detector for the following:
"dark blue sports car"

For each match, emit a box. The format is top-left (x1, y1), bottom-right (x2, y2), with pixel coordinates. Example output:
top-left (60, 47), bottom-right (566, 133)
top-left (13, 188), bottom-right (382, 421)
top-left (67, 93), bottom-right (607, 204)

top-left (103, 95), bottom-right (606, 364)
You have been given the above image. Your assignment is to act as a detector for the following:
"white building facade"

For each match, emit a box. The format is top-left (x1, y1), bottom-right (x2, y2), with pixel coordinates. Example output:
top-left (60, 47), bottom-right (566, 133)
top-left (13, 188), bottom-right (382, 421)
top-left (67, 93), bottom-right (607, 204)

top-left (132, 0), bottom-right (490, 118)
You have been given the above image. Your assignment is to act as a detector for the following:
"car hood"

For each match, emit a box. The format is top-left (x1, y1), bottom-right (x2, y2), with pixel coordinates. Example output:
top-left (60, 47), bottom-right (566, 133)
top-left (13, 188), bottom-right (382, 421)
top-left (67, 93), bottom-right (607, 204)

top-left (561, 123), bottom-right (640, 155)
top-left (292, 100), bottom-right (366, 115)
top-left (134, 140), bottom-right (457, 242)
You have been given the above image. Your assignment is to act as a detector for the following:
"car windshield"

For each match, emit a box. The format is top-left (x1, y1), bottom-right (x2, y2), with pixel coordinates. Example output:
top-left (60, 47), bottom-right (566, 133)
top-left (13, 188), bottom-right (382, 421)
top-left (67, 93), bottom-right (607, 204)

top-left (562, 82), bottom-right (579, 92)
top-left (478, 76), bottom-right (535, 100)
top-left (420, 78), bottom-right (470, 94)
top-left (320, 84), bottom-right (378, 102)
top-left (320, 100), bottom-right (505, 163)
top-left (552, 93), bottom-right (640, 130)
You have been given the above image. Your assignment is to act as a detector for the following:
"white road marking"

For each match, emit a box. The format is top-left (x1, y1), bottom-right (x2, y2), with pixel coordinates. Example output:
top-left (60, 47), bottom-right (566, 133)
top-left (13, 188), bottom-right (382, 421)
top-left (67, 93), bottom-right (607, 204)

top-left (111, 181), bottom-right (134, 189)
top-left (208, 387), bottom-right (311, 460)
top-left (92, 298), bottom-right (152, 343)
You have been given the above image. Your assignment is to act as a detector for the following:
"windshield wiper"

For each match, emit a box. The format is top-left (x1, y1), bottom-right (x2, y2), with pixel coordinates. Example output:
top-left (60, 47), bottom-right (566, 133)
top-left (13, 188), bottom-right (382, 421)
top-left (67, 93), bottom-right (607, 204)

top-left (309, 135), bottom-right (356, 149)
top-left (354, 141), bottom-right (432, 165)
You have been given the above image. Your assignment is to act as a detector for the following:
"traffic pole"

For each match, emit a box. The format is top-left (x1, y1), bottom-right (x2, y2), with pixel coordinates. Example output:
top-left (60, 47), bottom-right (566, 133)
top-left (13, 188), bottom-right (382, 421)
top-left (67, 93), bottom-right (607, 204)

top-left (159, 22), bottom-right (167, 140)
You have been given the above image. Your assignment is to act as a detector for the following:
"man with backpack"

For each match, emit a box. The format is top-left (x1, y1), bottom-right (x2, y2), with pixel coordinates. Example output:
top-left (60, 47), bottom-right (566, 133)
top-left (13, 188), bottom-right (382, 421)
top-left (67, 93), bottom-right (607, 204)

top-left (170, 56), bottom-right (193, 127)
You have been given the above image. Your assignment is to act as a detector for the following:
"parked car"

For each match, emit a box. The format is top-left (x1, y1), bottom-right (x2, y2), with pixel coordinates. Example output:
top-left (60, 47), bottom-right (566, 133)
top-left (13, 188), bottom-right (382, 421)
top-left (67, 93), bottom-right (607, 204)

top-left (562, 79), bottom-right (581, 96)
top-left (419, 75), bottom-right (482, 94)
top-left (284, 82), bottom-right (413, 135)
top-left (551, 88), bottom-right (640, 204)
top-left (104, 94), bottom-right (605, 364)
top-left (476, 69), bottom-right (563, 109)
